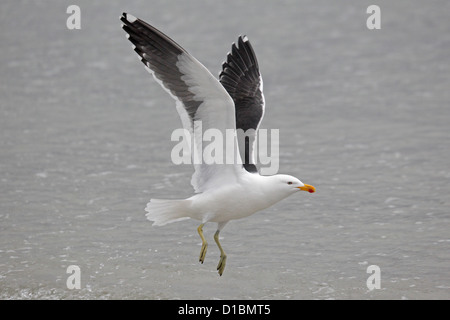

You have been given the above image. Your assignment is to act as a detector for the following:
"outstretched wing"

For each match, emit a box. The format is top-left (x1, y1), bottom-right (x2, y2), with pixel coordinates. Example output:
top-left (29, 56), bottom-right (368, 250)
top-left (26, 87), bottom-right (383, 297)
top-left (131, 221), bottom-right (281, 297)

top-left (121, 13), bottom-right (244, 192)
top-left (219, 36), bottom-right (265, 173)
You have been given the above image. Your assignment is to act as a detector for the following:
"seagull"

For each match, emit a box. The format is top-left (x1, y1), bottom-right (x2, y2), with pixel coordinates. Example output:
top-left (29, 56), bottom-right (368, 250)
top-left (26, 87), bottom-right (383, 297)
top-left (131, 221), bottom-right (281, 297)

top-left (121, 13), bottom-right (315, 276)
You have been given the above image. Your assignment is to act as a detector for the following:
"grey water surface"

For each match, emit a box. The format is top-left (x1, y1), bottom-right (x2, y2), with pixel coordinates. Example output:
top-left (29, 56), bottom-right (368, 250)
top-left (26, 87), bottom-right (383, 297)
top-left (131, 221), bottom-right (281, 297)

top-left (1, 0), bottom-right (449, 299)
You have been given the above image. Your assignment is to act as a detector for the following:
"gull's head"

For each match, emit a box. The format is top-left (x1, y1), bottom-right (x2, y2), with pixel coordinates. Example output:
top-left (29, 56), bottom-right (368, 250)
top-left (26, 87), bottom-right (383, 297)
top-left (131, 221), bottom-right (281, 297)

top-left (273, 174), bottom-right (316, 194)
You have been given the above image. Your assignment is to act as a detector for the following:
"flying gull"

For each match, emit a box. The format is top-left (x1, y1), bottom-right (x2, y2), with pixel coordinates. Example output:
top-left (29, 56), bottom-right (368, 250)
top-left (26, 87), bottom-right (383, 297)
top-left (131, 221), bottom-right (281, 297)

top-left (121, 13), bottom-right (315, 276)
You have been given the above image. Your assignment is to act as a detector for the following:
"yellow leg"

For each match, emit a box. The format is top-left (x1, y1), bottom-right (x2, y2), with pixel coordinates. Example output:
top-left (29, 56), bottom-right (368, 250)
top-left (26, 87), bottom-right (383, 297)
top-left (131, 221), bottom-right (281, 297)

top-left (197, 224), bottom-right (207, 264)
top-left (214, 230), bottom-right (227, 276)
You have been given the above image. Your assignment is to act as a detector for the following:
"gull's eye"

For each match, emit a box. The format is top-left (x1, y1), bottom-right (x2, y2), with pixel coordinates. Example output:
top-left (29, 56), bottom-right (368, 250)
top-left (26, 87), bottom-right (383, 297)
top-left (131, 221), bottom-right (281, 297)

top-left (287, 181), bottom-right (293, 185)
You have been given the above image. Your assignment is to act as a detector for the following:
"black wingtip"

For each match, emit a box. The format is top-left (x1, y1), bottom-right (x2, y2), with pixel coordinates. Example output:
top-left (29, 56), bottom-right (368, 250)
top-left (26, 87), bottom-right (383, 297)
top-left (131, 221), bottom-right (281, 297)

top-left (120, 12), bottom-right (128, 25)
top-left (121, 12), bottom-right (139, 25)
top-left (243, 164), bottom-right (258, 173)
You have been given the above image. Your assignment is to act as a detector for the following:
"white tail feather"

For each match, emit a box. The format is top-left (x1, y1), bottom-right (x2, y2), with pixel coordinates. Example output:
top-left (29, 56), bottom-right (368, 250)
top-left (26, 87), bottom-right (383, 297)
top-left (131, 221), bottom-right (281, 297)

top-left (145, 199), bottom-right (190, 226)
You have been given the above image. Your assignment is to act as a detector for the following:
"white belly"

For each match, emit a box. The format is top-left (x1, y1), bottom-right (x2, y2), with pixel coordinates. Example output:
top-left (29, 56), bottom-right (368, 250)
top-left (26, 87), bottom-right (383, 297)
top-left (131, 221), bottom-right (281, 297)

top-left (186, 181), bottom-right (284, 223)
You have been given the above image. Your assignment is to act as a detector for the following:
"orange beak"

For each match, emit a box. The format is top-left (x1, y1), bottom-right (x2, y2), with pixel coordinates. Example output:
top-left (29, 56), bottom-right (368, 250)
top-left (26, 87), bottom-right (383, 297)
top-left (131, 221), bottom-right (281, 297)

top-left (298, 184), bottom-right (315, 193)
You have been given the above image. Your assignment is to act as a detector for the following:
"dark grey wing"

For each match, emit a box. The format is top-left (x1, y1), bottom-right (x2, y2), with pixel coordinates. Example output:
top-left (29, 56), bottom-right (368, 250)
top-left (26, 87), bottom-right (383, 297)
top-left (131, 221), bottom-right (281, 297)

top-left (219, 36), bottom-right (265, 173)
top-left (121, 13), bottom-right (201, 123)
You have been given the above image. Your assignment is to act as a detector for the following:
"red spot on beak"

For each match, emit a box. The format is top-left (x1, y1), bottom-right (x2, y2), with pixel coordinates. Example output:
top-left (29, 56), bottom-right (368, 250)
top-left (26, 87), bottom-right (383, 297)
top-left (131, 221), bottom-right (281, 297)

top-left (298, 184), bottom-right (315, 193)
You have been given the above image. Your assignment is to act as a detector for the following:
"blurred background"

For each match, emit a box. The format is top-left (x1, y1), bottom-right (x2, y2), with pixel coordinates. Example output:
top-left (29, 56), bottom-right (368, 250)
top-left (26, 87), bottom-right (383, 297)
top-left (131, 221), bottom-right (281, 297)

top-left (0, 0), bottom-right (449, 299)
